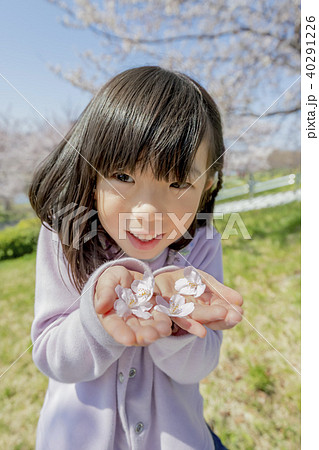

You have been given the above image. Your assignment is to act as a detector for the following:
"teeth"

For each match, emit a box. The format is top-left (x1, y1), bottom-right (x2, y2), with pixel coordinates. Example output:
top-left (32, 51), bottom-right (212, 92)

top-left (130, 232), bottom-right (160, 241)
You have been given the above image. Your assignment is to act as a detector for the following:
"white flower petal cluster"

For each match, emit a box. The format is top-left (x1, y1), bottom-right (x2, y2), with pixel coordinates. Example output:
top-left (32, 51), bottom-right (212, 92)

top-left (114, 270), bottom-right (154, 319)
top-left (154, 294), bottom-right (195, 317)
top-left (154, 267), bottom-right (205, 318)
top-left (174, 266), bottom-right (206, 298)
top-left (131, 270), bottom-right (155, 302)
top-left (114, 266), bottom-right (205, 320)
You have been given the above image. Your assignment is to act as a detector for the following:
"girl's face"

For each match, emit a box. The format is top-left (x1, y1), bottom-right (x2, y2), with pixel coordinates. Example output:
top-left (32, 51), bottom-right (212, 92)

top-left (95, 140), bottom-right (214, 260)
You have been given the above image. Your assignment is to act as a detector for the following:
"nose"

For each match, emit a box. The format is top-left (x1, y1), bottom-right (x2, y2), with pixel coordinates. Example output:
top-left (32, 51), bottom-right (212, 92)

top-left (130, 196), bottom-right (164, 234)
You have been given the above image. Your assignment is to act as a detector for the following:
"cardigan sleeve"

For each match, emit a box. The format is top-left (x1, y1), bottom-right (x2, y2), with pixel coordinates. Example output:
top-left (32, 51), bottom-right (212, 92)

top-left (31, 224), bottom-right (149, 383)
top-left (147, 224), bottom-right (224, 384)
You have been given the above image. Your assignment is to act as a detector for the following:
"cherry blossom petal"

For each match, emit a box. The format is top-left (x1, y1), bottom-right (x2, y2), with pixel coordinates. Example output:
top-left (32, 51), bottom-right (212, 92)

top-left (132, 308), bottom-right (152, 319)
top-left (115, 284), bottom-right (124, 298)
top-left (174, 280), bottom-right (197, 296)
top-left (154, 304), bottom-right (171, 315)
top-left (168, 294), bottom-right (187, 316)
top-left (115, 285), bottom-right (137, 305)
top-left (174, 266), bottom-right (206, 298)
top-left (174, 278), bottom-right (189, 292)
top-left (194, 283), bottom-right (206, 297)
top-left (114, 272), bottom-right (156, 320)
top-left (184, 266), bottom-right (201, 283)
top-left (139, 302), bottom-right (153, 312)
top-left (177, 302), bottom-right (195, 317)
top-left (155, 295), bottom-right (170, 307)
top-left (114, 299), bottom-right (131, 318)
top-left (154, 296), bottom-right (171, 315)
top-left (154, 294), bottom-right (194, 317)
top-left (170, 294), bottom-right (186, 307)
top-left (131, 270), bottom-right (155, 303)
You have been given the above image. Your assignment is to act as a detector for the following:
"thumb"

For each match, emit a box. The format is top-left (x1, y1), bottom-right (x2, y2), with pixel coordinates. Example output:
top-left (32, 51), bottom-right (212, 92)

top-left (94, 266), bottom-right (136, 315)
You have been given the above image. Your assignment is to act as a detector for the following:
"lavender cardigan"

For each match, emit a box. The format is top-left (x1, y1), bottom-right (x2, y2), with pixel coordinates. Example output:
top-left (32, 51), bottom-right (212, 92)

top-left (31, 223), bottom-right (224, 450)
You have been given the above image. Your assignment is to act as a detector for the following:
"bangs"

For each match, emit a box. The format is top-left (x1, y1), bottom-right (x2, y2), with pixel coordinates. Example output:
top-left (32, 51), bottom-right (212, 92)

top-left (85, 67), bottom-right (210, 182)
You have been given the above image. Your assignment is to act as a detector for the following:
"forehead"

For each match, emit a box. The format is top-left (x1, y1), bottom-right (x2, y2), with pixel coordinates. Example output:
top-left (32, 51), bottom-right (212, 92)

top-left (133, 138), bottom-right (210, 181)
top-left (142, 139), bottom-right (209, 180)
top-left (192, 138), bottom-right (210, 173)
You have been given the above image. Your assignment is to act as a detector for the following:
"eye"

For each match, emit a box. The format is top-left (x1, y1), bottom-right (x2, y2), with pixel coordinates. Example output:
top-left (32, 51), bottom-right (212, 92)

top-left (170, 181), bottom-right (192, 189)
top-left (112, 173), bottom-right (134, 183)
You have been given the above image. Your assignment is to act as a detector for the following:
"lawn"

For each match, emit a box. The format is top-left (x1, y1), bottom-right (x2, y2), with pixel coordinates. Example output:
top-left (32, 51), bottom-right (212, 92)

top-left (0, 201), bottom-right (300, 449)
top-left (203, 201), bottom-right (301, 449)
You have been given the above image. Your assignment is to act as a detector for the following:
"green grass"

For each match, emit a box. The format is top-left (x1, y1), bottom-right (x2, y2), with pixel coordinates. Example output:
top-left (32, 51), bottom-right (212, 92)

top-left (0, 202), bottom-right (300, 449)
top-left (0, 252), bottom-right (48, 449)
top-left (202, 201), bottom-right (301, 449)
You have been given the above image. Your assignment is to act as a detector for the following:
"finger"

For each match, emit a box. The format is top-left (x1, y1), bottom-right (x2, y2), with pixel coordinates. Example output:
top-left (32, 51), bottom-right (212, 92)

top-left (225, 308), bottom-right (243, 325)
top-left (126, 316), bottom-right (160, 346)
top-left (172, 316), bottom-right (207, 338)
top-left (190, 304), bottom-right (228, 323)
top-left (150, 310), bottom-right (173, 337)
top-left (95, 267), bottom-right (140, 314)
top-left (196, 291), bottom-right (220, 305)
top-left (197, 270), bottom-right (243, 306)
top-left (101, 313), bottom-right (137, 346)
top-left (152, 282), bottom-right (162, 297)
top-left (204, 309), bottom-right (243, 331)
top-left (206, 297), bottom-right (244, 314)
top-left (95, 267), bottom-right (132, 314)
top-left (230, 305), bottom-right (244, 315)
top-left (203, 320), bottom-right (236, 331)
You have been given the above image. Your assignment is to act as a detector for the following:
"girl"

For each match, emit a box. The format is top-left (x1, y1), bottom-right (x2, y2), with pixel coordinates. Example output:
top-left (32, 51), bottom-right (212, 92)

top-left (29, 66), bottom-right (243, 450)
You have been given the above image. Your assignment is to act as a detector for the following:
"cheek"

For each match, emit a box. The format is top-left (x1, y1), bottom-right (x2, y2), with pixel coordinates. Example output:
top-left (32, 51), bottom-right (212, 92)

top-left (96, 192), bottom-right (122, 224)
top-left (174, 191), bottom-right (202, 215)
top-left (170, 196), bottom-right (199, 230)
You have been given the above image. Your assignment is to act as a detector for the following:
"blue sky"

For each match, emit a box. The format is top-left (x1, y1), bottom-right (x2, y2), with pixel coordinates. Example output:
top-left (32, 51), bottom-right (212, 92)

top-left (1, 1), bottom-right (95, 123)
top-left (1, 1), bottom-right (300, 150)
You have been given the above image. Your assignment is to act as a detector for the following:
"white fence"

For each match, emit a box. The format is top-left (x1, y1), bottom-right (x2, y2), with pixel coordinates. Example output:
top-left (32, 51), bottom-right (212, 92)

top-left (216, 173), bottom-right (300, 201)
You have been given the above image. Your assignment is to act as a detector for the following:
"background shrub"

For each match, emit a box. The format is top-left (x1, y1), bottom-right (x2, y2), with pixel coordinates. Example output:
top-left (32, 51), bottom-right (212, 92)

top-left (0, 218), bottom-right (41, 260)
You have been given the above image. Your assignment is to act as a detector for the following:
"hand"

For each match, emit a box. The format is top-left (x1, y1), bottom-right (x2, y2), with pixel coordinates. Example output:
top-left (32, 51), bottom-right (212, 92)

top-left (154, 269), bottom-right (243, 337)
top-left (94, 265), bottom-right (172, 346)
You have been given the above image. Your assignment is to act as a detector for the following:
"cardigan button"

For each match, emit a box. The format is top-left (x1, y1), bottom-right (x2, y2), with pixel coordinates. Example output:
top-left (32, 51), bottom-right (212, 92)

top-left (129, 368), bottom-right (137, 378)
top-left (118, 372), bottom-right (124, 383)
top-left (135, 422), bottom-right (144, 434)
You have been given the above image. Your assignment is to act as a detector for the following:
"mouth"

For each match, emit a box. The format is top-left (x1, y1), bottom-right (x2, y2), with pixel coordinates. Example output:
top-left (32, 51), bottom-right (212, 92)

top-left (126, 231), bottom-right (164, 250)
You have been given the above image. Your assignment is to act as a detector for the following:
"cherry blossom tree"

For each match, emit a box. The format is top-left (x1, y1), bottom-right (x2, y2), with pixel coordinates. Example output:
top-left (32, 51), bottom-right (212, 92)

top-left (0, 114), bottom-right (74, 210)
top-left (2, 0), bottom-right (299, 207)
top-left (48, 0), bottom-right (300, 117)
top-left (47, 0), bottom-right (300, 172)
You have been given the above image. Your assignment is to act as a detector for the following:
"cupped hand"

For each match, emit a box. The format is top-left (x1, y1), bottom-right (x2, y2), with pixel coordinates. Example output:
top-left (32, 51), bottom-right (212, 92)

top-left (94, 265), bottom-right (172, 346)
top-left (154, 268), bottom-right (244, 337)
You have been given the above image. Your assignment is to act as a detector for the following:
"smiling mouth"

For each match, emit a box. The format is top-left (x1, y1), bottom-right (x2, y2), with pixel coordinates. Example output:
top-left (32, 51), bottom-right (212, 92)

top-left (127, 231), bottom-right (163, 241)
top-left (126, 231), bottom-right (164, 250)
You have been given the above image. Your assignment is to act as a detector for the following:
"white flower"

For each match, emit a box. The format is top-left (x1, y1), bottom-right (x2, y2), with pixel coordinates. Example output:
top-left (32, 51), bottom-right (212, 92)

top-left (131, 270), bottom-right (155, 303)
top-left (114, 285), bottom-right (152, 319)
top-left (154, 294), bottom-right (195, 317)
top-left (174, 266), bottom-right (206, 298)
